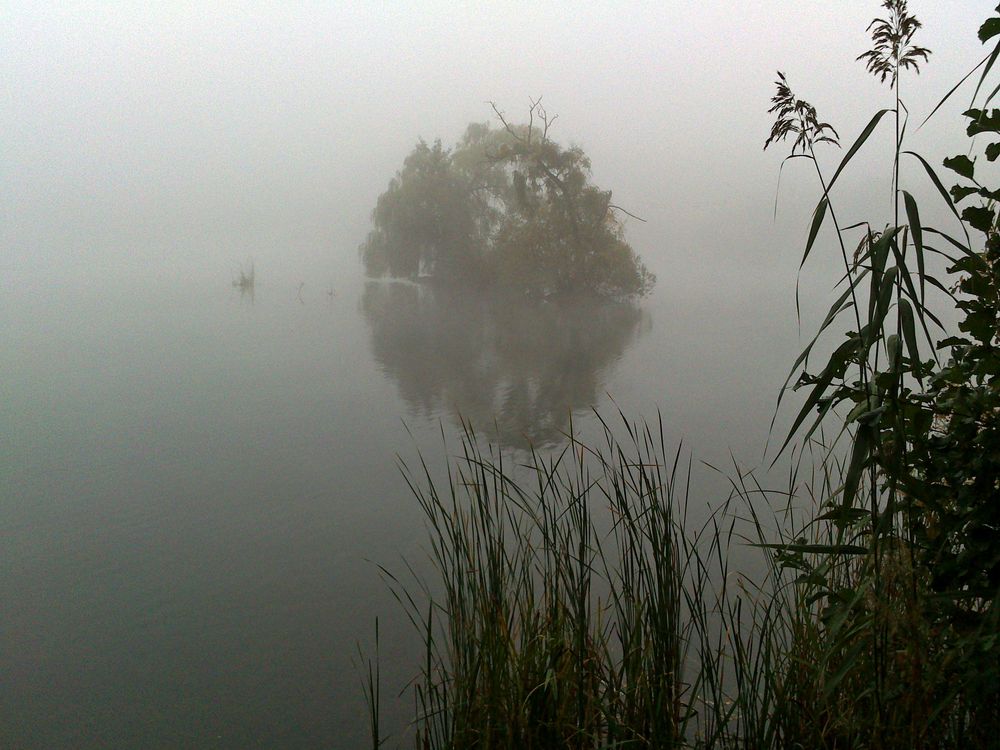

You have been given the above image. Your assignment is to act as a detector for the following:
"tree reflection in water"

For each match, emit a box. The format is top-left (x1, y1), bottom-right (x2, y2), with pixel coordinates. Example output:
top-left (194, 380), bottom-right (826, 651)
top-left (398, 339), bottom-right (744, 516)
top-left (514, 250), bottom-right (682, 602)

top-left (361, 280), bottom-right (649, 449)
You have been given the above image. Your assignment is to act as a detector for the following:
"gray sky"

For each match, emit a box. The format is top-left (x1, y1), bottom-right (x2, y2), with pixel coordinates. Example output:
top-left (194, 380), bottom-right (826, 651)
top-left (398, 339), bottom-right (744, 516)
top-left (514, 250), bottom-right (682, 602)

top-left (2, 1), bottom-right (993, 287)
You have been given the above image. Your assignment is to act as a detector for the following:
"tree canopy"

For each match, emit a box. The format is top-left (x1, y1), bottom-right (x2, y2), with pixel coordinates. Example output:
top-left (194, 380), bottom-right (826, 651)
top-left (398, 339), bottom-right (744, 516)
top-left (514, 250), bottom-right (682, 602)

top-left (360, 102), bottom-right (654, 300)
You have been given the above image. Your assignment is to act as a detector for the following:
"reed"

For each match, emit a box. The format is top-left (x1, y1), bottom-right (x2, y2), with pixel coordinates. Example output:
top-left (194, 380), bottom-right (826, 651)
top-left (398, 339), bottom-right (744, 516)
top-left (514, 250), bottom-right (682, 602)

top-left (367, 416), bottom-right (837, 748)
top-left (368, 421), bottom-right (994, 748)
top-left (365, 3), bottom-right (1000, 747)
top-left (759, 1), bottom-right (1000, 745)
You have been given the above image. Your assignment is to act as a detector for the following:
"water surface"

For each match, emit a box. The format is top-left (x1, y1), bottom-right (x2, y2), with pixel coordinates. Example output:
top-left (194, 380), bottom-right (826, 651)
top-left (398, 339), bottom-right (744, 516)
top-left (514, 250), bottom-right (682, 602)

top-left (2, 264), bottom-right (794, 747)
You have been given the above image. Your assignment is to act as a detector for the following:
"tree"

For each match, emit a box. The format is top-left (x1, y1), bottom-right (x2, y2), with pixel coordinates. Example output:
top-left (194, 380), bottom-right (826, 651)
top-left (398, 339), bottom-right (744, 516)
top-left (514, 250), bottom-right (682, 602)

top-left (359, 101), bottom-right (655, 300)
top-left (360, 139), bottom-right (480, 280)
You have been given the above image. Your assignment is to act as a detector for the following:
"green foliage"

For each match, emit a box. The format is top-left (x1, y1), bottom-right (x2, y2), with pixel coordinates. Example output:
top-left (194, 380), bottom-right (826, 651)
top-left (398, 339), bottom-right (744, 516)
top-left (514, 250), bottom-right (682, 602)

top-left (765, 1), bottom-right (1000, 745)
top-left (360, 139), bottom-right (480, 280)
top-left (900, 89), bottom-right (1000, 714)
top-left (359, 104), bottom-right (654, 300)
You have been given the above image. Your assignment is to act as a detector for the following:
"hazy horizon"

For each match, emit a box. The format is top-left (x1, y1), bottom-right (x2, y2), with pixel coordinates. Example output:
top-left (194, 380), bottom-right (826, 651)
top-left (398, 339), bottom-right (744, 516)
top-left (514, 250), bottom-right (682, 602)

top-left (4, 2), bottom-right (991, 293)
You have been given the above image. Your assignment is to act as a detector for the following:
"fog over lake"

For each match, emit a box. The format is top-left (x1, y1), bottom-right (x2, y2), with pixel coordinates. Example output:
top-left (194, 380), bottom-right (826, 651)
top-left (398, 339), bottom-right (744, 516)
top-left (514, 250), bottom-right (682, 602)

top-left (2, 2), bottom-right (992, 747)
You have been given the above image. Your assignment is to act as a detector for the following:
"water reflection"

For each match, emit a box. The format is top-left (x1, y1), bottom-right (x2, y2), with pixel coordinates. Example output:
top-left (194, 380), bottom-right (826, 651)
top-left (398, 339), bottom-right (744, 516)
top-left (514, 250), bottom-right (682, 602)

top-left (235, 284), bottom-right (255, 304)
top-left (361, 281), bottom-right (650, 448)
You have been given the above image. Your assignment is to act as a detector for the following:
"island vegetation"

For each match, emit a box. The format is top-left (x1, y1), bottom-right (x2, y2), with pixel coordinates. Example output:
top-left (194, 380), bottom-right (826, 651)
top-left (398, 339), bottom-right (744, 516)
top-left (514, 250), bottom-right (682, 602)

top-left (365, 2), bottom-right (1000, 747)
top-left (360, 101), bottom-right (655, 300)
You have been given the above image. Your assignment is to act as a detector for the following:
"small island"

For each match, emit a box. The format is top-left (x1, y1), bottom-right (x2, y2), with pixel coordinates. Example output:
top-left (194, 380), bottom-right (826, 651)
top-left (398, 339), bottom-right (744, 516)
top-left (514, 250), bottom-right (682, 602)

top-left (360, 101), bottom-right (655, 300)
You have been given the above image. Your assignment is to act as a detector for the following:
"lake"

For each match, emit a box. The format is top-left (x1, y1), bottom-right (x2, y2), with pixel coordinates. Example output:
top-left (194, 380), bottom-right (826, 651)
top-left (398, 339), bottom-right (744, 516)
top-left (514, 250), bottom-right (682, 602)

top-left (2, 262), bottom-right (798, 748)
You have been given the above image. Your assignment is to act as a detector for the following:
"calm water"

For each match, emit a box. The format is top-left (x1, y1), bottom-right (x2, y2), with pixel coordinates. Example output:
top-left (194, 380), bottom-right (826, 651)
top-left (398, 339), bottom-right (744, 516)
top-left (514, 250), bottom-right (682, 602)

top-left (2, 263), bottom-right (796, 747)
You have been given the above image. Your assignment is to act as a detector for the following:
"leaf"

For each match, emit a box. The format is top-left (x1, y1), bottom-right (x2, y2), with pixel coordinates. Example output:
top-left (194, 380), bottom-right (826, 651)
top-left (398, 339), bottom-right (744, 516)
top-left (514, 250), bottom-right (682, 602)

top-left (777, 370), bottom-right (836, 460)
top-left (773, 153), bottom-right (812, 219)
top-left (754, 543), bottom-right (869, 555)
top-left (905, 151), bottom-right (973, 254)
top-left (870, 266), bottom-right (898, 344)
top-left (987, 142), bottom-right (1000, 161)
top-left (938, 336), bottom-right (971, 349)
top-left (770, 277), bottom-right (865, 439)
top-left (842, 426), bottom-right (872, 510)
top-left (866, 230), bottom-right (898, 324)
top-left (916, 266), bottom-right (958, 304)
top-left (944, 154), bottom-right (976, 179)
top-left (972, 35), bottom-right (1000, 105)
top-left (902, 190), bottom-right (925, 304)
top-left (847, 396), bottom-right (880, 424)
top-left (966, 107), bottom-right (1000, 135)
top-left (923, 226), bottom-right (978, 261)
top-left (858, 404), bottom-right (888, 425)
top-left (920, 51), bottom-right (990, 128)
top-left (802, 197), bottom-right (829, 268)
top-left (823, 336), bottom-right (863, 382)
top-left (886, 334), bottom-right (902, 372)
top-left (951, 185), bottom-right (981, 202)
top-left (899, 298), bottom-right (921, 375)
top-left (980, 16), bottom-right (1000, 43)
top-left (887, 232), bottom-right (925, 337)
top-left (816, 507), bottom-right (870, 526)
top-left (984, 78), bottom-right (1000, 109)
top-left (962, 205), bottom-right (995, 233)
top-left (825, 110), bottom-right (891, 196)
top-left (773, 325), bottom-right (864, 459)
top-left (824, 638), bottom-right (869, 698)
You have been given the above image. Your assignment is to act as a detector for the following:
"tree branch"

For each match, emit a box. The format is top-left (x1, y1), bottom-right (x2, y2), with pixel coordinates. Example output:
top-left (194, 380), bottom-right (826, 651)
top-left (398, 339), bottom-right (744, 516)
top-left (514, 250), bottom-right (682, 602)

top-left (488, 101), bottom-right (523, 143)
top-left (608, 204), bottom-right (647, 222)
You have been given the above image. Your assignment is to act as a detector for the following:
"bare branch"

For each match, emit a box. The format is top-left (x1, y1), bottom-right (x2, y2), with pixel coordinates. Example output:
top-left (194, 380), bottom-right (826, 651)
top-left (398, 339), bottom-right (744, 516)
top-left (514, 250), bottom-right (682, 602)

top-left (538, 105), bottom-right (557, 143)
top-left (488, 101), bottom-right (522, 143)
top-left (527, 96), bottom-right (543, 145)
top-left (609, 204), bottom-right (647, 222)
top-left (528, 96), bottom-right (538, 146)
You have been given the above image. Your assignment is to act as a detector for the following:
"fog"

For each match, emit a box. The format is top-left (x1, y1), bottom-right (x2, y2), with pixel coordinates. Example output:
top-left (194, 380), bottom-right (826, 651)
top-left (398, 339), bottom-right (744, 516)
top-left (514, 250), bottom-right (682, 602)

top-left (3, 2), bottom-right (989, 290)
top-left (3, 2), bottom-right (995, 747)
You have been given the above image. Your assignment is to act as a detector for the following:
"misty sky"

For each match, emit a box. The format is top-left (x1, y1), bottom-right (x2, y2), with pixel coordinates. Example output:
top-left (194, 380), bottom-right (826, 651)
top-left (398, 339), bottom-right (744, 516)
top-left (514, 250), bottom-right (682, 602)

top-left (2, 2), bottom-right (993, 290)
